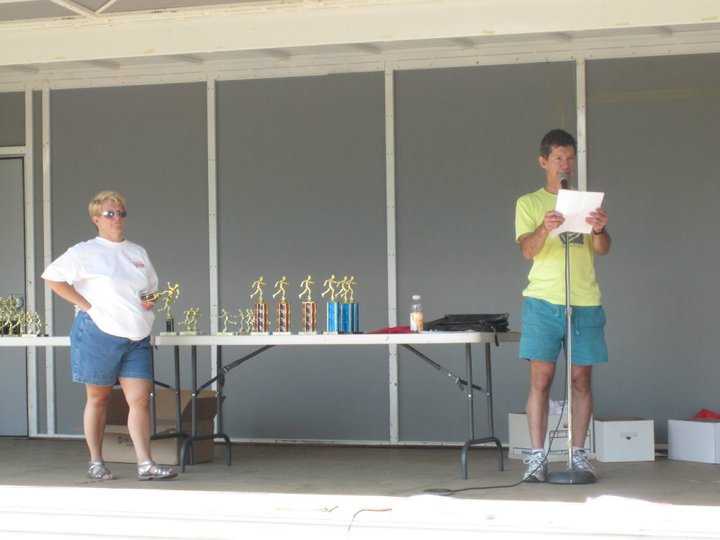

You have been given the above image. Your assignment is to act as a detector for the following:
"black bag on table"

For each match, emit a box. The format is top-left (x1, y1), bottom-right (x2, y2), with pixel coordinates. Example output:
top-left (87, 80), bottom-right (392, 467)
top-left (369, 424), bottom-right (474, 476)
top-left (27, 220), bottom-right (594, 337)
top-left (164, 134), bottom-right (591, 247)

top-left (425, 313), bottom-right (509, 333)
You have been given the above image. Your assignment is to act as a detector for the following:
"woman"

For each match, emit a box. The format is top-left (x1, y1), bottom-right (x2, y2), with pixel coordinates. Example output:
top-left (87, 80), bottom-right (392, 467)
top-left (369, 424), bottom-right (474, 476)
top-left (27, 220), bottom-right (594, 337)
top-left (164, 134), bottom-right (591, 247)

top-left (42, 190), bottom-right (176, 481)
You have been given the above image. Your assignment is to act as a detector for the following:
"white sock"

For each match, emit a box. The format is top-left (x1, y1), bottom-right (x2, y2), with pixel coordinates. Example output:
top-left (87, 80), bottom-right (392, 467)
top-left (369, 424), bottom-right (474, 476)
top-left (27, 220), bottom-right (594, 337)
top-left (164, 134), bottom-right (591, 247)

top-left (532, 448), bottom-right (544, 454)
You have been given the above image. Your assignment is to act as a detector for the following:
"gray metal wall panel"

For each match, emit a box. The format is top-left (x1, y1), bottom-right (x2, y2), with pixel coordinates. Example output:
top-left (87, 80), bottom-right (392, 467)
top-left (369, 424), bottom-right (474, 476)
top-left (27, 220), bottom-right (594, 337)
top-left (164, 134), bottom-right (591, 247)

top-left (395, 63), bottom-right (576, 442)
top-left (0, 92), bottom-right (24, 146)
top-left (587, 54), bottom-right (720, 441)
top-left (216, 74), bottom-right (389, 440)
top-left (0, 158), bottom-right (28, 435)
top-left (50, 83), bottom-right (208, 434)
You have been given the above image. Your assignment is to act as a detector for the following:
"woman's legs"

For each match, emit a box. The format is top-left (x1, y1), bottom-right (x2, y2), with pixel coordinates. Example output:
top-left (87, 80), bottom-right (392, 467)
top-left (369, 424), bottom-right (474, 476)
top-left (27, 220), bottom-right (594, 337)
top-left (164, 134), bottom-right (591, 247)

top-left (119, 377), bottom-right (153, 464)
top-left (84, 384), bottom-right (113, 462)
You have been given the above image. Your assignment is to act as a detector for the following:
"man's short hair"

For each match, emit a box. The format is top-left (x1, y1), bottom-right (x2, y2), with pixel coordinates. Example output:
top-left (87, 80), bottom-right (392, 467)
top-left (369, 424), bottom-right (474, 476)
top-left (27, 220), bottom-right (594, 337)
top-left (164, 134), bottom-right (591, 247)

top-left (539, 129), bottom-right (576, 158)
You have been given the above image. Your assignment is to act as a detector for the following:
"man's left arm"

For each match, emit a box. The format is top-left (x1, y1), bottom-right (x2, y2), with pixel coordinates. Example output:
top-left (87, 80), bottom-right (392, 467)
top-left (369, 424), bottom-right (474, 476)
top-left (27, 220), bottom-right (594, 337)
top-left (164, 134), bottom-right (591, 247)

top-left (587, 208), bottom-right (611, 255)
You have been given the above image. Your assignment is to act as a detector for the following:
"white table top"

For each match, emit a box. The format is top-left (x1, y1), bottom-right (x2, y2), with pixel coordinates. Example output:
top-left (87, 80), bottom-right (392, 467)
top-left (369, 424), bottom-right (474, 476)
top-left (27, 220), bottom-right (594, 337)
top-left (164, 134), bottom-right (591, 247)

top-left (0, 331), bottom-right (519, 348)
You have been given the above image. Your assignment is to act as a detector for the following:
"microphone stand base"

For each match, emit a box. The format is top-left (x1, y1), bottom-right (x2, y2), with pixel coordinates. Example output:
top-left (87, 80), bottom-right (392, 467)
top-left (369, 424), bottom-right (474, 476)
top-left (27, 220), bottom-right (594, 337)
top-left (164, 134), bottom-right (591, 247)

top-left (547, 469), bottom-right (597, 485)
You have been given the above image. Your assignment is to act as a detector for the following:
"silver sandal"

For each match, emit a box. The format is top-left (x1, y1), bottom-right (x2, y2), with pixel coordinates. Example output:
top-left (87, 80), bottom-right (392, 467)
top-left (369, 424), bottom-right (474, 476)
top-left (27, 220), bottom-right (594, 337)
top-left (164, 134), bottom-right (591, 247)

top-left (87, 461), bottom-right (114, 480)
top-left (137, 460), bottom-right (178, 481)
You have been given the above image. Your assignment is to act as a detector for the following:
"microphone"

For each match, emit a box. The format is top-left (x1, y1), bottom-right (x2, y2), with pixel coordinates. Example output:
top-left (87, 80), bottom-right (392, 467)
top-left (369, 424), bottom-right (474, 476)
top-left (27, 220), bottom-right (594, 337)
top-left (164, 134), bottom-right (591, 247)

top-left (559, 171), bottom-right (571, 190)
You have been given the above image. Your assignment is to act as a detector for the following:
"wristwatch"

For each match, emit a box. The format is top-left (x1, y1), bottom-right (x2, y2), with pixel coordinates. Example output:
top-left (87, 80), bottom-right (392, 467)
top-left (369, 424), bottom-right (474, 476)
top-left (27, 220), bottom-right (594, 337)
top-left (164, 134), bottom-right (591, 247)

top-left (592, 227), bottom-right (606, 235)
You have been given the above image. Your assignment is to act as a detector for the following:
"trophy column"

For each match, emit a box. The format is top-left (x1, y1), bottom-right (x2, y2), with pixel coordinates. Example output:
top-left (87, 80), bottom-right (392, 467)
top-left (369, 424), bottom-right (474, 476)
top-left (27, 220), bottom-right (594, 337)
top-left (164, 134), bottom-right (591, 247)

top-left (272, 276), bottom-right (291, 334)
top-left (275, 300), bottom-right (291, 335)
top-left (250, 276), bottom-right (270, 335)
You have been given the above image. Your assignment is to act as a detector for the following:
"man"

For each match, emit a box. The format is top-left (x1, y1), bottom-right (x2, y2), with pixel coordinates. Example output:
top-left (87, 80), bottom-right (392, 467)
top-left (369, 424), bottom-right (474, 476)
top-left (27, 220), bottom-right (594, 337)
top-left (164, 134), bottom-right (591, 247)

top-left (515, 129), bottom-right (610, 482)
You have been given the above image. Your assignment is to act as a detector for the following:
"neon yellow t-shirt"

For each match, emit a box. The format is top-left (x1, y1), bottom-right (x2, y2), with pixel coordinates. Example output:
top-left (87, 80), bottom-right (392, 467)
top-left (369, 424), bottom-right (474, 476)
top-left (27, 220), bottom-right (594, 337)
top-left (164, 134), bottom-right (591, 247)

top-left (515, 188), bottom-right (602, 306)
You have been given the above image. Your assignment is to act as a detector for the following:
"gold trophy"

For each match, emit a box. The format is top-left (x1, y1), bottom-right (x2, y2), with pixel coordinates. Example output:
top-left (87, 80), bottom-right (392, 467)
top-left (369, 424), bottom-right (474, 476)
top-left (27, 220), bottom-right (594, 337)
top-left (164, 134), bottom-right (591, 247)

top-left (243, 308), bottom-right (254, 335)
top-left (179, 307), bottom-right (201, 336)
top-left (250, 276), bottom-right (269, 335)
top-left (321, 274), bottom-right (340, 334)
top-left (273, 276), bottom-right (291, 334)
top-left (21, 311), bottom-right (42, 337)
top-left (217, 308), bottom-right (237, 336)
top-left (1, 296), bottom-right (23, 336)
top-left (143, 282), bottom-right (181, 335)
top-left (299, 275), bottom-right (318, 335)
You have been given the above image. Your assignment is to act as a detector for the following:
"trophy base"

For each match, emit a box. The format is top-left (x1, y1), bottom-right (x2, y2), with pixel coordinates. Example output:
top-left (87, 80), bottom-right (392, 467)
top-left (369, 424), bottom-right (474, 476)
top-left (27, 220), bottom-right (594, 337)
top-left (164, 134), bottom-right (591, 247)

top-left (273, 331), bottom-right (291, 335)
top-left (159, 331), bottom-right (178, 336)
top-left (299, 331), bottom-right (318, 335)
top-left (323, 331), bottom-right (339, 335)
top-left (251, 331), bottom-right (270, 336)
top-left (216, 332), bottom-right (235, 336)
top-left (179, 331), bottom-right (198, 336)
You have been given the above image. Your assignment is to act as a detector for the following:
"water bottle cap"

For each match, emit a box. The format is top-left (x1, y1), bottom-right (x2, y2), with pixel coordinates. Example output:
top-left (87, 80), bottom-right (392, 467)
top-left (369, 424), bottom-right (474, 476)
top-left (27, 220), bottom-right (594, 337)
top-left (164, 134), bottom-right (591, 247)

top-left (412, 294), bottom-right (421, 301)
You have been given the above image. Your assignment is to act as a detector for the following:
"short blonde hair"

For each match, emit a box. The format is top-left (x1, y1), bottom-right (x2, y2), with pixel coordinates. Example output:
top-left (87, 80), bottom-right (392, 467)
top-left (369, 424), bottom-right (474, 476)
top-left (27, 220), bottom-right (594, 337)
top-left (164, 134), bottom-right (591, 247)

top-left (88, 190), bottom-right (127, 218)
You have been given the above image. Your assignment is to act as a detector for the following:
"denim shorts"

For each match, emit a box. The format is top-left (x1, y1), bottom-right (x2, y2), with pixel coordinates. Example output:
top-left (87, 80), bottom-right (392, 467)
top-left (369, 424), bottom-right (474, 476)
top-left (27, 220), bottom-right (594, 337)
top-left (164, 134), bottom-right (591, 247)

top-left (519, 297), bottom-right (608, 365)
top-left (70, 311), bottom-right (153, 386)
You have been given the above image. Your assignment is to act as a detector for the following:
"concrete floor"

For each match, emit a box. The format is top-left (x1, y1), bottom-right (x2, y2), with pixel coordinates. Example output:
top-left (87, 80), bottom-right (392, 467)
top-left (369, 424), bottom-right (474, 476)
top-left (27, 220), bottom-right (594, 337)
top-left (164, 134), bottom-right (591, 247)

top-left (1, 438), bottom-right (720, 538)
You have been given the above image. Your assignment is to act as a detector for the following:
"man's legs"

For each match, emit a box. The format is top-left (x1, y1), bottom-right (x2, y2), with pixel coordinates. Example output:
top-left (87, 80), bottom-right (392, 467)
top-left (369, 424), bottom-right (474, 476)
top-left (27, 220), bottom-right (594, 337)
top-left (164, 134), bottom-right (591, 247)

top-left (527, 360), bottom-right (556, 448)
top-left (570, 365), bottom-right (592, 447)
top-left (523, 360), bottom-right (555, 481)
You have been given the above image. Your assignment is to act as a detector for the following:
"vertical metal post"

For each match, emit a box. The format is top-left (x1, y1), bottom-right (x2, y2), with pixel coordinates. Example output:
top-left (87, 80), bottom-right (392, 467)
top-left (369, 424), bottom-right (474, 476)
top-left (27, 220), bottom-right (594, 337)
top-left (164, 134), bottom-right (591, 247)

top-left (484, 343), bottom-right (495, 437)
top-left (24, 86), bottom-right (37, 437)
top-left (465, 344), bottom-right (475, 440)
top-left (174, 345), bottom-right (181, 435)
top-left (385, 66), bottom-right (399, 444)
top-left (216, 345), bottom-right (223, 435)
top-left (149, 346), bottom-right (157, 435)
top-left (42, 84), bottom-right (55, 435)
top-left (576, 58), bottom-right (588, 192)
top-left (565, 240), bottom-right (574, 469)
top-left (207, 76), bottom-right (219, 398)
top-left (191, 345), bottom-right (198, 465)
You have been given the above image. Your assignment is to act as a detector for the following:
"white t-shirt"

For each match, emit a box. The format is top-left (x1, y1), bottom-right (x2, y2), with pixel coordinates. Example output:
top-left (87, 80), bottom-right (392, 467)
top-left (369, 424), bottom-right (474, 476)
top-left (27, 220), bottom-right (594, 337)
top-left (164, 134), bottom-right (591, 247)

top-left (42, 237), bottom-right (158, 341)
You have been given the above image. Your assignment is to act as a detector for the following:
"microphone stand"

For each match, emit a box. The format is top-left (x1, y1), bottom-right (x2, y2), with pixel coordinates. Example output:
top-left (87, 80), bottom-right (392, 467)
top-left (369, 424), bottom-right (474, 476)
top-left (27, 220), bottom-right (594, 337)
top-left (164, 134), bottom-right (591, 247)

top-left (547, 227), bottom-right (596, 485)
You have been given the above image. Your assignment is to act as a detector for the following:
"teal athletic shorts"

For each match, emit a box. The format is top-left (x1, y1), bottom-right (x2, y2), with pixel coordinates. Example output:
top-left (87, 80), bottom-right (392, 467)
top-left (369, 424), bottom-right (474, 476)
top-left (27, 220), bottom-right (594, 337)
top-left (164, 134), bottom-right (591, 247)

top-left (519, 297), bottom-right (608, 365)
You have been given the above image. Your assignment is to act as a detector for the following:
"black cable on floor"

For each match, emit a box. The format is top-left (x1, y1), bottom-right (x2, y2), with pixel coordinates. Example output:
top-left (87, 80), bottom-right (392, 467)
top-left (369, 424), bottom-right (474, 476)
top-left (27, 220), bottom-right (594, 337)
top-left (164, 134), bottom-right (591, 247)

top-left (423, 356), bottom-right (570, 495)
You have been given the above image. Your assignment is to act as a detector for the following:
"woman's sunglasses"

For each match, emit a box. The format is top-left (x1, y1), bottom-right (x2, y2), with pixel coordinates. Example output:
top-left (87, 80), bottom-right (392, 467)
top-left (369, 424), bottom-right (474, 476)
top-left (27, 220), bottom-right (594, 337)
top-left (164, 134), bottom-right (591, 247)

top-left (100, 210), bottom-right (128, 219)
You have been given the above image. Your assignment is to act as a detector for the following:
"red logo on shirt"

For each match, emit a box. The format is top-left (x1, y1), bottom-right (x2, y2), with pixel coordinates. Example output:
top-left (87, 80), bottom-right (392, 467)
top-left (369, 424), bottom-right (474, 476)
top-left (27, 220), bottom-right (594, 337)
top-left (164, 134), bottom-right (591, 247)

top-left (133, 261), bottom-right (145, 268)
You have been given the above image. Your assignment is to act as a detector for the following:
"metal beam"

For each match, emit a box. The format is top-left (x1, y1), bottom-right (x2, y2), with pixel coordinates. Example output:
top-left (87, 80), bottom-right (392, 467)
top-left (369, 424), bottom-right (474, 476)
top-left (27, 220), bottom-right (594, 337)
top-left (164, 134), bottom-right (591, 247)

top-left (96, 0), bottom-right (119, 14)
top-left (2, 0), bottom-right (720, 67)
top-left (255, 49), bottom-right (292, 61)
top-left (47, 0), bottom-right (98, 18)
top-left (85, 60), bottom-right (120, 70)
top-left (173, 55), bottom-right (204, 65)
top-left (0, 146), bottom-right (25, 156)
top-left (6, 65), bottom-right (39, 74)
top-left (384, 67), bottom-right (399, 444)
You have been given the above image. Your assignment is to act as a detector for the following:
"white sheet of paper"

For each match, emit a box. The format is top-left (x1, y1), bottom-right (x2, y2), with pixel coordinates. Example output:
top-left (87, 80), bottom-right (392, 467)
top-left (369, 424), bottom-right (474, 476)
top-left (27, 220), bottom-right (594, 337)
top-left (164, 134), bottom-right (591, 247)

top-left (551, 189), bottom-right (605, 236)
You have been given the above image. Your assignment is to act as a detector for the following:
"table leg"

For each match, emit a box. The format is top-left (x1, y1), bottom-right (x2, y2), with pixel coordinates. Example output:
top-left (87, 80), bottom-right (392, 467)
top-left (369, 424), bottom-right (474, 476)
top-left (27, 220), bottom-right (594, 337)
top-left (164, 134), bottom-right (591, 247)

top-left (459, 343), bottom-right (504, 479)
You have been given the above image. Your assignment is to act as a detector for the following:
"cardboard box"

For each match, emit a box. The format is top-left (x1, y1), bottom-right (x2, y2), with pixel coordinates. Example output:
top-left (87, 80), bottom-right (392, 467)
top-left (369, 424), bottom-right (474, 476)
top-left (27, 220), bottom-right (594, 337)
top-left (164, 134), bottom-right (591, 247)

top-left (668, 419), bottom-right (720, 464)
top-left (508, 412), bottom-right (594, 462)
top-left (594, 417), bottom-right (655, 462)
top-left (103, 387), bottom-right (217, 465)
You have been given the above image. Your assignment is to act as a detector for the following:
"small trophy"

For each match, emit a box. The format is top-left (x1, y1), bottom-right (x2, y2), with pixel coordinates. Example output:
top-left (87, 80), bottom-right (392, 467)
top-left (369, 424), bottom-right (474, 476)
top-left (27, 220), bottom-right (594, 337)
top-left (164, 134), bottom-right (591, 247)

top-left (217, 308), bottom-right (237, 336)
top-left (250, 276), bottom-right (269, 335)
top-left (1, 296), bottom-right (23, 336)
top-left (347, 275), bottom-right (359, 334)
top-left (321, 274), bottom-right (340, 334)
top-left (273, 276), bottom-right (291, 335)
top-left (161, 282), bottom-right (181, 335)
top-left (179, 307), bottom-right (201, 336)
top-left (243, 308), bottom-right (254, 335)
top-left (337, 276), bottom-right (351, 334)
top-left (298, 275), bottom-right (318, 335)
top-left (22, 311), bottom-right (42, 337)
